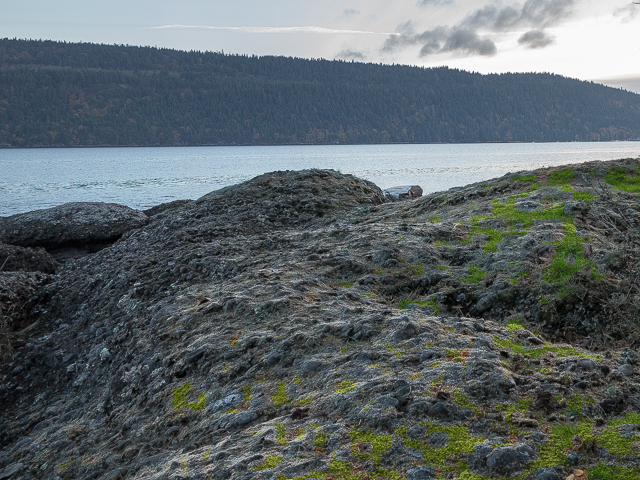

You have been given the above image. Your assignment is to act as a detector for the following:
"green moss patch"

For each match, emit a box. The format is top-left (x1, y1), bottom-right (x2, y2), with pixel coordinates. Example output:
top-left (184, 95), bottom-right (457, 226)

top-left (605, 165), bottom-right (640, 193)
top-left (409, 264), bottom-right (424, 276)
top-left (335, 377), bottom-right (357, 394)
top-left (461, 265), bottom-right (487, 284)
top-left (505, 317), bottom-right (525, 332)
top-left (277, 423), bottom-right (287, 445)
top-left (399, 298), bottom-right (440, 313)
top-left (253, 455), bottom-right (284, 470)
top-left (172, 382), bottom-right (206, 412)
top-left (512, 175), bottom-right (537, 182)
top-left (493, 336), bottom-right (600, 359)
top-left (314, 429), bottom-right (328, 449)
top-left (271, 382), bottom-right (290, 407)
top-left (542, 219), bottom-right (600, 283)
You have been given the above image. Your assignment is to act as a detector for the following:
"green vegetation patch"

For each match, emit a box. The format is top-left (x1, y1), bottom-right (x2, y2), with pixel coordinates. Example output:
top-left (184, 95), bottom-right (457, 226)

top-left (399, 298), bottom-right (440, 314)
top-left (420, 424), bottom-right (484, 466)
top-left (430, 215), bottom-right (441, 223)
top-left (461, 265), bottom-right (487, 284)
top-left (253, 455), bottom-right (284, 470)
top-left (172, 382), bottom-right (206, 412)
top-left (335, 377), bottom-right (358, 394)
top-left (454, 390), bottom-right (479, 414)
top-left (409, 263), bottom-right (424, 276)
top-left (542, 219), bottom-right (601, 283)
top-left (548, 168), bottom-right (575, 189)
top-left (493, 336), bottom-right (600, 359)
top-left (314, 429), bottom-right (328, 449)
top-left (468, 168), bottom-right (594, 259)
top-left (496, 399), bottom-right (532, 422)
top-left (566, 393), bottom-right (595, 415)
top-left (512, 174), bottom-right (537, 182)
top-left (505, 317), bottom-right (525, 332)
top-left (241, 385), bottom-right (251, 402)
top-left (277, 423), bottom-right (287, 445)
top-left (350, 427), bottom-right (394, 464)
top-left (271, 382), bottom-right (289, 407)
top-left (605, 165), bottom-right (640, 193)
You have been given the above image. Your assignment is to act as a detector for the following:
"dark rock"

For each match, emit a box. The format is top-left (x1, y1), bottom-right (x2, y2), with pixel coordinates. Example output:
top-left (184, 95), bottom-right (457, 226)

top-left (600, 394), bottom-right (627, 415)
top-left (427, 432), bottom-right (449, 449)
top-left (0, 463), bottom-right (23, 479)
top-left (0, 243), bottom-right (58, 273)
top-left (532, 388), bottom-right (561, 413)
top-left (475, 292), bottom-right (497, 313)
top-left (427, 402), bottom-right (453, 419)
top-left (407, 465), bottom-right (435, 480)
top-left (383, 185), bottom-right (423, 201)
top-left (470, 443), bottom-right (537, 476)
top-left (532, 466), bottom-right (565, 480)
top-left (0, 202), bottom-right (148, 249)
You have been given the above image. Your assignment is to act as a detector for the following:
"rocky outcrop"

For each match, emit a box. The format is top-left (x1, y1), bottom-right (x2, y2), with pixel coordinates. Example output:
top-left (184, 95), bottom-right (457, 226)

top-left (1, 163), bottom-right (640, 480)
top-left (0, 202), bottom-right (148, 250)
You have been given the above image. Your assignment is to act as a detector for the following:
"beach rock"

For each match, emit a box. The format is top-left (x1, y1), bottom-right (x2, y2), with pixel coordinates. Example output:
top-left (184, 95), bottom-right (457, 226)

top-left (0, 202), bottom-right (148, 250)
top-left (383, 185), bottom-right (423, 201)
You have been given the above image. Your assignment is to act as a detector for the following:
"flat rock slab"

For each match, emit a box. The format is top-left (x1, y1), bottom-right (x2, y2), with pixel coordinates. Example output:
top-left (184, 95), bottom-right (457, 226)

top-left (0, 202), bottom-right (148, 250)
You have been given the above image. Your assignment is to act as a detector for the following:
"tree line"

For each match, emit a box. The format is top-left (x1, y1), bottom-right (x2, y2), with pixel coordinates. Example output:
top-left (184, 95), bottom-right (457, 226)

top-left (1, 38), bottom-right (640, 147)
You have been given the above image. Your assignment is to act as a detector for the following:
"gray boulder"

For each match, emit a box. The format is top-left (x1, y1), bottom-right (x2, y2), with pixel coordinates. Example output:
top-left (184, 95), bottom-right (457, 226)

top-left (383, 185), bottom-right (423, 201)
top-left (469, 443), bottom-right (538, 477)
top-left (0, 202), bottom-right (148, 249)
top-left (514, 199), bottom-right (542, 211)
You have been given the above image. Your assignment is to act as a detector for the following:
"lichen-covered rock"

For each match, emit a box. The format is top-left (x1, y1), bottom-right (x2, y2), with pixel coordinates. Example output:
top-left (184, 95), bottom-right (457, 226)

top-left (2, 164), bottom-right (640, 480)
top-left (0, 202), bottom-right (148, 249)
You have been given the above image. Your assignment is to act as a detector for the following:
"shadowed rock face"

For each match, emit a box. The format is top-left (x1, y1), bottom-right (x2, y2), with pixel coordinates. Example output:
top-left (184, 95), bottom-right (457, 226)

top-left (0, 243), bottom-right (58, 274)
top-left (0, 202), bottom-right (148, 250)
top-left (1, 164), bottom-right (640, 480)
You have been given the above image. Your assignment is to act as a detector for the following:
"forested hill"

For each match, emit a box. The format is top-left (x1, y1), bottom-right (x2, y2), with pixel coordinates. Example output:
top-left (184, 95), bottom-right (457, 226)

top-left (2, 38), bottom-right (640, 147)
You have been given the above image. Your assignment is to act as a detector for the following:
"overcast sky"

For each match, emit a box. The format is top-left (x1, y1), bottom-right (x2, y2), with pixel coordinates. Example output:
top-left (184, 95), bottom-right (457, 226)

top-left (2, 0), bottom-right (640, 91)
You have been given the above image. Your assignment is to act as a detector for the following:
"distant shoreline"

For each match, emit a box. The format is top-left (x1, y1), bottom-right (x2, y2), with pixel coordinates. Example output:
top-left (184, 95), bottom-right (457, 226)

top-left (2, 139), bottom-right (640, 150)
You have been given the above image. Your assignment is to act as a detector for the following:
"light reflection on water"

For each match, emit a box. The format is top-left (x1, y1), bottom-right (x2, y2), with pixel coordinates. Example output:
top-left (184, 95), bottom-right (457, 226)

top-left (1, 142), bottom-right (638, 216)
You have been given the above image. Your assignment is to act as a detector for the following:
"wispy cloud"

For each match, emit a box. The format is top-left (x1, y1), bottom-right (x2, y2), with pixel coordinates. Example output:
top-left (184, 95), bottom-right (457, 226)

top-left (418, 0), bottom-right (454, 6)
top-left (383, 0), bottom-right (574, 58)
top-left (342, 8), bottom-right (361, 18)
top-left (518, 29), bottom-right (555, 49)
top-left (613, 3), bottom-right (639, 23)
top-left (335, 49), bottom-right (367, 60)
top-left (148, 25), bottom-right (392, 35)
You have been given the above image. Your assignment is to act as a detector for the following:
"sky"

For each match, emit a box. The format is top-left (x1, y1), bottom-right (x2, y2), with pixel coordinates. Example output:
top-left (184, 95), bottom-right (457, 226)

top-left (2, 0), bottom-right (640, 92)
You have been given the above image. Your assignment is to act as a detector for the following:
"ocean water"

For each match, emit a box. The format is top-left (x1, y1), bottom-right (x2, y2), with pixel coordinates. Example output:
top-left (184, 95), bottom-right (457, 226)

top-left (1, 142), bottom-right (638, 216)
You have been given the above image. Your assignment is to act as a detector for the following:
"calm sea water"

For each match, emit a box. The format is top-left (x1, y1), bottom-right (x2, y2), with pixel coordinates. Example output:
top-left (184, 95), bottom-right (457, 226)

top-left (1, 142), bottom-right (639, 216)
